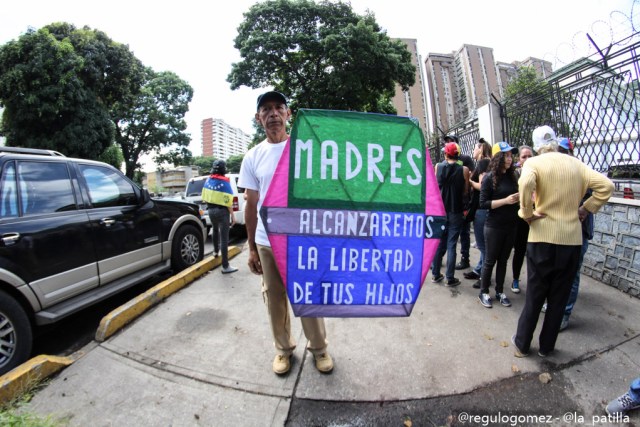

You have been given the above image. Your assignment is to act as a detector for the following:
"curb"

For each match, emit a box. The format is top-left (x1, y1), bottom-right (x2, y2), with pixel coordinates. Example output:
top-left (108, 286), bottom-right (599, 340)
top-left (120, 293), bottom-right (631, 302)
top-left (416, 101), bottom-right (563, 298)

top-left (0, 355), bottom-right (73, 404)
top-left (0, 245), bottom-right (242, 405)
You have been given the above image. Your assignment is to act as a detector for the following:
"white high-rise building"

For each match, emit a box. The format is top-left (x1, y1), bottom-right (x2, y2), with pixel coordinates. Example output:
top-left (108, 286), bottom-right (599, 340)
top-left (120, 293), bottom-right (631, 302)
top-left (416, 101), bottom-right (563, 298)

top-left (201, 118), bottom-right (251, 159)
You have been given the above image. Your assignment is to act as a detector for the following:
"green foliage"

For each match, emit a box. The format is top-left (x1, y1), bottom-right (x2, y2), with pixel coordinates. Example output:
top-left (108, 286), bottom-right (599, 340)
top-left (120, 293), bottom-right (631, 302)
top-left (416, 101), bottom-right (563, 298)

top-left (228, 0), bottom-right (415, 114)
top-left (154, 146), bottom-right (193, 169)
top-left (503, 66), bottom-right (557, 145)
top-left (226, 154), bottom-right (244, 173)
top-left (190, 156), bottom-right (216, 175)
top-left (0, 23), bottom-right (144, 159)
top-left (97, 143), bottom-right (124, 169)
top-left (503, 66), bottom-right (549, 105)
top-left (0, 378), bottom-right (66, 427)
top-left (0, 22), bottom-right (193, 179)
top-left (113, 69), bottom-right (194, 178)
top-left (0, 409), bottom-right (60, 427)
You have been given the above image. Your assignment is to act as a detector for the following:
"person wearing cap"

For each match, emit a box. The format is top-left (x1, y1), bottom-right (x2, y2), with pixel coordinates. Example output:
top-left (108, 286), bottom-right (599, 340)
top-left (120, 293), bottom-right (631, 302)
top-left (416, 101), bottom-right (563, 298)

top-left (491, 143), bottom-right (502, 157)
top-left (510, 144), bottom-right (535, 294)
top-left (238, 91), bottom-right (333, 375)
top-left (477, 142), bottom-right (520, 309)
top-left (431, 141), bottom-right (470, 287)
top-left (511, 125), bottom-right (613, 358)
top-left (201, 159), bottom-right (237, 274)
top-left (443, 135), bottom-right (474, 270)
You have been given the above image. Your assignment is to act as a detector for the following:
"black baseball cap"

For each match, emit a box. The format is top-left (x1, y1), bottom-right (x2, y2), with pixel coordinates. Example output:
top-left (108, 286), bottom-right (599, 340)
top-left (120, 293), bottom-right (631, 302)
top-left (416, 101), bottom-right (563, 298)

top-left (256, 91), bottom-right (287, 111)
top-left (444, 135), bottom-right (458, 142)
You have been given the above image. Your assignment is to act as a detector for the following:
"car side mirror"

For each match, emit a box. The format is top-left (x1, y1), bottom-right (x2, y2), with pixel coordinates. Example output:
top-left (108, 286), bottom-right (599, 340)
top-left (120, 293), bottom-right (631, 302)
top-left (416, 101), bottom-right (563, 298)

top-left (140, 188), bottom-right (151, 205)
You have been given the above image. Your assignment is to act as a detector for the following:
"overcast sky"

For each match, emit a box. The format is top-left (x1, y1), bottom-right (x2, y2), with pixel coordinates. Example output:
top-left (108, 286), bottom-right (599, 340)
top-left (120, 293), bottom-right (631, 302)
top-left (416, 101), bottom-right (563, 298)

top-left (1, 0), bottom-right (636, 162)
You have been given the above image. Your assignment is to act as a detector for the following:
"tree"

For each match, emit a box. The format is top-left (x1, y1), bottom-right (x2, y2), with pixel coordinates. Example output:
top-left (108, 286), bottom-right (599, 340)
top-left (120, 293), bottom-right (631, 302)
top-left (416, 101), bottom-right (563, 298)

top-left (227, 0), bottom-right (415, 114)
top-left (190, 156), bottom-right (217, 175)
top-left (503, 66), bottom-right (549, 105)
top-left (98, 144), bottom-right (125, 169)
top-left (113, 69), bottom-right (193, 178)
top-left (226, 154), bottom-right (244, 173)
top-left (503, 66), bottom-right (558, 146)
top-left (0, 23), bottom-right (144, 159)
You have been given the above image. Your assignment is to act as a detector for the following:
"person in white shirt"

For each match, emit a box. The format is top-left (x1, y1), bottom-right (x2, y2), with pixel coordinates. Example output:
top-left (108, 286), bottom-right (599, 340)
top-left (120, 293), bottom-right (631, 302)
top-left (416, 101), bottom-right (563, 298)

top-left (238, 91), bottom-right (333, 375)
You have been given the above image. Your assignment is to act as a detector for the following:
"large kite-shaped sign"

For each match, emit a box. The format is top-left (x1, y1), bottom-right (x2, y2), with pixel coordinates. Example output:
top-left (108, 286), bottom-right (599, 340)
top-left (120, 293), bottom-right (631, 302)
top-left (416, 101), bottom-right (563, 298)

top-left (260, 109), bottom-right (446, 317)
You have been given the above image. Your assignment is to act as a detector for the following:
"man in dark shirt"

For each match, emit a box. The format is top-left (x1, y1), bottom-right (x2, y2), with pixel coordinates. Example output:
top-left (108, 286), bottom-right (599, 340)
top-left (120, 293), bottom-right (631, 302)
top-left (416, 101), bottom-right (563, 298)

top-left (431, 142), bottom-right (470, 287)
top-left (444, 135), bottom-right (474, 270)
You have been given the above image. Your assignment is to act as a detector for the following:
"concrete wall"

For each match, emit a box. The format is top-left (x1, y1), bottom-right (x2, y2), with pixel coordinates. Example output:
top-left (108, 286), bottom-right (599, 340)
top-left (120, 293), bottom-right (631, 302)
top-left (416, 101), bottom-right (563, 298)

top-left (583, 197), bottom-right (640, 297)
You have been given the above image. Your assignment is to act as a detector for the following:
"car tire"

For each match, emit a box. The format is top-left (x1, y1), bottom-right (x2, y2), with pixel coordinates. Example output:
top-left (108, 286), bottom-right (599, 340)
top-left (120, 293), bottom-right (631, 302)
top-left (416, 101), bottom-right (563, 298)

top-left (171, 224), bottom-right (204, 272)
top-left (0, 289), bottom-right (33, 376)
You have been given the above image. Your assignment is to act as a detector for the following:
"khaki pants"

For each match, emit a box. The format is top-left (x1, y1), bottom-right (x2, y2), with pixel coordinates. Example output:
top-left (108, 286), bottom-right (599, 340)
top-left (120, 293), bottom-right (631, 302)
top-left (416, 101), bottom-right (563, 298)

top-left (257, 245), bottom-right (328, 356)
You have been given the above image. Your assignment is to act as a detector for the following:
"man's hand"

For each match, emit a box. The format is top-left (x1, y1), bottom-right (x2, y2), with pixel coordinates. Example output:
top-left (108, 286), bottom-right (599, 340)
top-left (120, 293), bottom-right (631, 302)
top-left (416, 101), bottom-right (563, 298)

top-left (247, 248), bottom-right (262, 275)
top-left (524, 211), bottom-right (546, 224)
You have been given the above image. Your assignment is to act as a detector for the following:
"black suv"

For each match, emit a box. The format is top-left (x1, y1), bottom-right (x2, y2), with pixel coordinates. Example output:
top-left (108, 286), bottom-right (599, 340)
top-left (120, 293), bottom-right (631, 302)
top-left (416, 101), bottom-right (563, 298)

top-left (0, 148), bottom-right (206, 374)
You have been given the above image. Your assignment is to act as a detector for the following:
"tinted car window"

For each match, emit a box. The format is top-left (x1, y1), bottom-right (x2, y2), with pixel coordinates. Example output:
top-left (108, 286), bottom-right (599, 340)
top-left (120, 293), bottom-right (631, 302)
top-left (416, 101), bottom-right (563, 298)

top-left (185, 179), bottom-right (206, 197)
top-left (0, 163), bottom-right (18, 217)
top-left (18, 161), bottom-right (76, 215)
top-left (80, 165), bottom-right (137, 207)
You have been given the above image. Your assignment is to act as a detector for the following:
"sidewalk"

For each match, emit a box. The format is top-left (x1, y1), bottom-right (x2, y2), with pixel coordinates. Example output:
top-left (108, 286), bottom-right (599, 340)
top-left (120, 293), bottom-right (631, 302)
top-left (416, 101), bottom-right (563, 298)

top-left (15, 242), bottom-right (640, 426)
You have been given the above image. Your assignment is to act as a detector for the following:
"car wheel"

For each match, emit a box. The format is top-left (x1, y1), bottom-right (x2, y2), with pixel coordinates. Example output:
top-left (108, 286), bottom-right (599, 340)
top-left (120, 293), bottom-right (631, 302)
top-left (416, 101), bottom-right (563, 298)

top-left (171, 224), bottom-right (204, 271)
top-left (0, 289), bottom-right (33, 375)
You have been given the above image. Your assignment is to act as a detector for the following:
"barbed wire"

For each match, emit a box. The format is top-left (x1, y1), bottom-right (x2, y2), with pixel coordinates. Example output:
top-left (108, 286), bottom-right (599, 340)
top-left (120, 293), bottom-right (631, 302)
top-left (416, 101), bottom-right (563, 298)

top-left (542, 0), bottom-right (640, 69)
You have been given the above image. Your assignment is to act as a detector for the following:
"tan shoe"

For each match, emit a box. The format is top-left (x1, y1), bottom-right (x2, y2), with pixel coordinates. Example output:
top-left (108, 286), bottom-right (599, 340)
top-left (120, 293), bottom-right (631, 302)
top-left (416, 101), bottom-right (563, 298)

top-left (314, 352), bottom-right (334, 373)
top-left (272, 354), bottom-right (291, 375)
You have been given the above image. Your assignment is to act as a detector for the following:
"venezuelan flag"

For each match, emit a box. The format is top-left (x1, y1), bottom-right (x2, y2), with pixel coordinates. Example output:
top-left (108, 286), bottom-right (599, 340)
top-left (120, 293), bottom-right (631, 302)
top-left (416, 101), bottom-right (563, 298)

top-left (201, 175), bottom-right (233, 207)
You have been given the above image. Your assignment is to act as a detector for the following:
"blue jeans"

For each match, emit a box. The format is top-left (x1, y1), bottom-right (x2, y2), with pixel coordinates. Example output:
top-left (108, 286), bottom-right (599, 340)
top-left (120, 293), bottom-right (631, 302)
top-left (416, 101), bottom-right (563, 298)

top-left (630, 377), bottom-right (640, 401)
top-left (431, 212), bottom-right (464, 280)
top-left (472, 209), bottom-right (488, 275)
top-left (209, 206), bottom-right (231, 268)
top-left (459, 220), bottom-right (470, 260)
top-left (564, 237), bottom-right (589, 318)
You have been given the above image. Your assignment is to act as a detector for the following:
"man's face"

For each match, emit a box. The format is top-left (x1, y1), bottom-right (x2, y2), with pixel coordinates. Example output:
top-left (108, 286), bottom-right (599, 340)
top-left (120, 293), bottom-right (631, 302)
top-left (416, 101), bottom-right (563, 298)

top-left (255, 100), bottom-right (290, 133)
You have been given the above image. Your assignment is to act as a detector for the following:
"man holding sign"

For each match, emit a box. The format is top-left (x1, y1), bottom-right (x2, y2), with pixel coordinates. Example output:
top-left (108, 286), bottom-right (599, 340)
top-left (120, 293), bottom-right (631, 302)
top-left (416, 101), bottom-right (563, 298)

top-left (238, 91), bottom-right (333, 375)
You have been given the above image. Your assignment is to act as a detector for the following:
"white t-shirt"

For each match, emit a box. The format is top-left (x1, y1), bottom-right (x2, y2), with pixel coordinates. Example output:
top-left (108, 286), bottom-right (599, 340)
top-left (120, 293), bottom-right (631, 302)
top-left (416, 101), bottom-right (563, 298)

top-left (238, 138), bottom-right (287, 247)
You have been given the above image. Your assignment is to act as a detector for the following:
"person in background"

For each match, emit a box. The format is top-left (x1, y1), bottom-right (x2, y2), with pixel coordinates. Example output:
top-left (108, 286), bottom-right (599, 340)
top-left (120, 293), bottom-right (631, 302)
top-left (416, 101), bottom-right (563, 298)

top-left (444, 135), bottom-right (473, 271)
top-left (477, 142), bottom-right (520, 308)
top-left (238, 91), bottom-right (333, 375)
top-left (201, 159), bottom-right (237, 274)
top-left (432, 141), bottom-right (470, 287)
top-left (606, 377), bottom-right (640, 417)
top-left (463, 137), bottom-right (492, 286)
top-left (511, 126), bottom-right (613, 358)
top-left (464, 158), bottom-right (490, 289)
top-left (510, 145), bottom-right (535, 294)
top-left (475, 137), bottom-right (493, 160)
top-left (556, 137), bottom-right (593, 331)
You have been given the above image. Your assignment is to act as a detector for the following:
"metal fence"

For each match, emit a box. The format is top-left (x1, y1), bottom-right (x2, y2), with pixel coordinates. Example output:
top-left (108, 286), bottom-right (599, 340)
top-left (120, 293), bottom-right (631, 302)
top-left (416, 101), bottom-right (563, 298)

top-left (429, 119), bottom-right (480, 164)
top-left (503, 36), bottom-right (640, 174)
top-left (435, 35), bottom-right (640, 178)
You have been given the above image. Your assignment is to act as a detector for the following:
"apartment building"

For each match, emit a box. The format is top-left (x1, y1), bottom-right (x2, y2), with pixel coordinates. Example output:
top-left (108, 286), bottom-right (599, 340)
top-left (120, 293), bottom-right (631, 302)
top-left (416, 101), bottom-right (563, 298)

top-left (392, 38), bottom-right (430, 137)
top-left (201, 118), bottom-right (251, 159)
top-left (425, 53), bottom-right (458, 133)
top-left (426, 44), bottom-right (552, 134)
